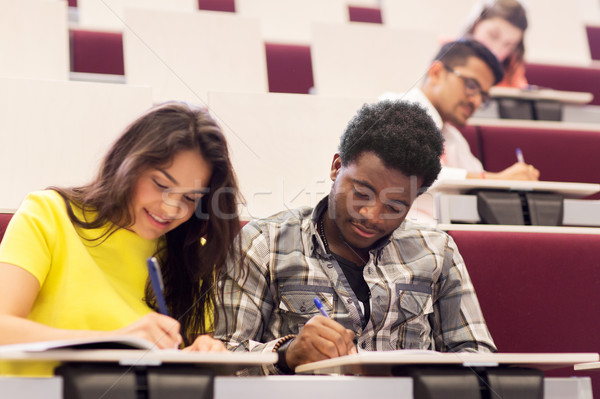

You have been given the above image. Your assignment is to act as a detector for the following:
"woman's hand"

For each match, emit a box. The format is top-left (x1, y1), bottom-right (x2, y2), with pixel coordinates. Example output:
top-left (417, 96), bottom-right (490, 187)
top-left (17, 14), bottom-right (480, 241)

top-left (112, 313), bottom-right (183, 349)
top-left (182, 334), bottom-right (228, 352)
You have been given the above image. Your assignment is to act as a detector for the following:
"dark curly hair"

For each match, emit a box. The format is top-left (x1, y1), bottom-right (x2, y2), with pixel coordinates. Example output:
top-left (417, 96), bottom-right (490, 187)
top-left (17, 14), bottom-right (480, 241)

top-left (338, 100), bottom-right (443, 192)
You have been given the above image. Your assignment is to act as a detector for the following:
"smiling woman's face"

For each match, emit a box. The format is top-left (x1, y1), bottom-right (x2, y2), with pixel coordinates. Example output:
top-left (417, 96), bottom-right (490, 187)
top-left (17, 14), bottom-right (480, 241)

top-left (129, 150), bottom-right (212, 240)
top-left (473, 16), bottom-right (523, 62)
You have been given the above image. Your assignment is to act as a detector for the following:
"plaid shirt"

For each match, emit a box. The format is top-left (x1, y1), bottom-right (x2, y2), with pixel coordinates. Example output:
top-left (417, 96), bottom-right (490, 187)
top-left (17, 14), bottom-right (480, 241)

top-left (215, 197), bottom-right (496, 374)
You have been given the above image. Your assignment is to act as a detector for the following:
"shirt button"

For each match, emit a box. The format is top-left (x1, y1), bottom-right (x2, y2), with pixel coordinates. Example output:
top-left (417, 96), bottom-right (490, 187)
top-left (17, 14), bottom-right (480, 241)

top-left (347, 298), bottom-right (352, 304)
top-left (361, 342), bottom-right (366, 349)
top-left (327, 263), bottom-right (333, 268)
top-left (299, 306), bottom-right (306, 312)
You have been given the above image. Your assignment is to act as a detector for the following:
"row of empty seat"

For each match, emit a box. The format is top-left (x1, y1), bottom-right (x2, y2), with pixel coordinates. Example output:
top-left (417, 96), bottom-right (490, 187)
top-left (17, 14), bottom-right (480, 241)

top-left (69, 24), bottom-right (600, 105)
top-left (458, 122), bottom-right (600, 193)
top-left (448, 230), bottom-right (600, 394)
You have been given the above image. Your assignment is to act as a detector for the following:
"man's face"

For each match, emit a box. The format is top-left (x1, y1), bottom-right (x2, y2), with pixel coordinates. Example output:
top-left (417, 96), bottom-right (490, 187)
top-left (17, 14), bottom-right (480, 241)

top-left (429, 56), bottom-right (495, 127)
top-left (327, 151), bottom-right (423, 250)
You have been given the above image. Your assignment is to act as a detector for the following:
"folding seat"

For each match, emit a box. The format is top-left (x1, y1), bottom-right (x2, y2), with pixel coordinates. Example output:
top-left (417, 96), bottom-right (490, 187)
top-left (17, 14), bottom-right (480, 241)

top-left (449, 230), bottom-right (600, 399)
top-left (265, 43), bottom-right (314, 94)
top-left (70, 29), bottom-right (124, 75)
top-left (348, 5), bottom-right (382, 24)
top-left (197, 0), bottom-right (235, 12)
top-left (526, 63), bottom-right (600, 106)
top-left (0, 214), bottom-right (13, 243)
top-left (586, 25), bottom-right (600, 61)
top-left (478, 125), bottom-right (600, 189)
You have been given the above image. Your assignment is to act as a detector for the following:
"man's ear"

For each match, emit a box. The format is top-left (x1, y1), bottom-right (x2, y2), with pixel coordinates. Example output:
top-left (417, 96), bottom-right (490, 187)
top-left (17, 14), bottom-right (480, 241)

top-left (426, 61), bottom-right (446, 85)
top-left (330, 153), bottom-right (342, 181)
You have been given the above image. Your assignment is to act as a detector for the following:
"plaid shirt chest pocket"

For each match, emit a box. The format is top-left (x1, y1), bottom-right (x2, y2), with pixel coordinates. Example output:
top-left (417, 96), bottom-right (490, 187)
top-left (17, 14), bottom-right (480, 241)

top-left (278, 285), bottom-right (336, 333)
top-left (391, 283), bottom-right (434, 350)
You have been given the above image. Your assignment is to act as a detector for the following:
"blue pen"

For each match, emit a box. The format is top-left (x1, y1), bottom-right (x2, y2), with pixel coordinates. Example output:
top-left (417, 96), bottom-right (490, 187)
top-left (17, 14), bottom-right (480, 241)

top-left (147, 257), bottom-right (169, 315)
top-left (516, 148), bottom-right (525, 163)
top-left (313, 297), bottom-right (329, 318)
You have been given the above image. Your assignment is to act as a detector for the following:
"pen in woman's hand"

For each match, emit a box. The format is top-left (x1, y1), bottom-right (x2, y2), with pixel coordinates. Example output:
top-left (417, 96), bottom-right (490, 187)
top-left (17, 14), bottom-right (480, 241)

top-left (147, 257), bottom-right (169, 316)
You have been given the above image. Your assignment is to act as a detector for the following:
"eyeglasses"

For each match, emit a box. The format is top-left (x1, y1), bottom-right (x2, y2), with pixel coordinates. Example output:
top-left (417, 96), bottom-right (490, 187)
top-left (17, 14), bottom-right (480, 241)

top-left (442, 64), bottom-right (491, 107)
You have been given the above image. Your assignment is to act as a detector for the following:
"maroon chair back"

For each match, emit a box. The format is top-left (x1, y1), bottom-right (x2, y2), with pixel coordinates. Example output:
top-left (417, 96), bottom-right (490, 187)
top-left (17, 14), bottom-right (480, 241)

top-left (478, 125), bottom-right (600, 184)
top-left (70, 29), bottom-right (124, 75)
top-left (265, 43), bottom-right (314, 94)
top-left (449, 230), bottom-right (600, 397)
top-left (348, 6), bottom-right (383, 24)
top-left (197, 0), bottom-right (235, 12)
top-left (0, 213), bottom-right (13, 243)
top-left (586, 25), bottom-right (600, 61)
top-left (526, 62), bottom-right (600, 106)
top-left (456, 124), bottom-right (482, 162)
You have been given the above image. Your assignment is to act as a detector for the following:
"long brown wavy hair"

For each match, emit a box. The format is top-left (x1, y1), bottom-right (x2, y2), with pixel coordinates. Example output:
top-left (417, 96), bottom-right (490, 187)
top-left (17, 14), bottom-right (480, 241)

top-left (466, 0), bottom-right (528, 69)
top-left (53, 101), bottom-right (241, 344)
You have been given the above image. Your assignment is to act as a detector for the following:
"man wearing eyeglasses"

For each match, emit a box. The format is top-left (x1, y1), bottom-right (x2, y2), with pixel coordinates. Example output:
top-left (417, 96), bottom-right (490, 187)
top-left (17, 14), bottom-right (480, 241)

top-left (381, 39), bottom-right (539, 224)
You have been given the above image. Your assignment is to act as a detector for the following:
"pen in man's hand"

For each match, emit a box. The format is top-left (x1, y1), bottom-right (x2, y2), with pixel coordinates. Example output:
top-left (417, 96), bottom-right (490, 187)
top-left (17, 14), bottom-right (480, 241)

top-left (147, 257), bottom-right (169, 315)
top-left (516, 148), bottom-right (525, 163)
top-left (313, 297), bottom-right (329, 318)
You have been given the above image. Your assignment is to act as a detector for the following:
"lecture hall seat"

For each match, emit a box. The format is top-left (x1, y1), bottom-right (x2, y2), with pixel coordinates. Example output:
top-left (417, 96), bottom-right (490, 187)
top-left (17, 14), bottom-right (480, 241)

top-left (586, 25), bottom-right (600, 61)
top-left (477, 125), bottom-right (600, 189)
top-left (0, 214), bottom-right (13, 243)
top-left (70, 29), bottom-right (124, 75)
top-left (265, 43), bottom-right (314, 94)
top-left (348, 6), bottom-right (383, 24)
top-left (456, 125), bottom-right (482, 162)
top-left (197, 0), bottom-right (235, 12)
top-left (526, 62), bottom-right (600, 106)
top-left (449, 230), bottom-right (600, 399)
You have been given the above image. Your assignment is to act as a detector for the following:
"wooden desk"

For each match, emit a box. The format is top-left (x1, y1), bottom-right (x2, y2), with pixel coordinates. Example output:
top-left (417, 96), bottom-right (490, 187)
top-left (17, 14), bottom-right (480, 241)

top-left (296, 351), bottom-right (599, 375)
top-left (490, 87), bottom-right (593, 105)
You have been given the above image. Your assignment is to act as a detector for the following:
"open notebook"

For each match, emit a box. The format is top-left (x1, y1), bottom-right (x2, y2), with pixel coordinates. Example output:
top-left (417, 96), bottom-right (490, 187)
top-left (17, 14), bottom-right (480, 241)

top-left (0, 336), bottom-right (157, 352)
top-left (0, 336), bottom-right (277, 373)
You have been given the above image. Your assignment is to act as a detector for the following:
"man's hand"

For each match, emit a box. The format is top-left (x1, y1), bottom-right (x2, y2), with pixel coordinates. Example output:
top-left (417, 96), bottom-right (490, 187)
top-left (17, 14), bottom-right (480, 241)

top-left (285, 315), bottom-right (356, 371)
top-left (486, 162), bottom-right (540, 181)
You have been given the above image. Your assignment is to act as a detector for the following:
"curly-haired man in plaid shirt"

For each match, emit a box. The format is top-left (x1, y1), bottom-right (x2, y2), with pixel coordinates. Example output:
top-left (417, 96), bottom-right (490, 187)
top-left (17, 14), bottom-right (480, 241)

top-left (215, 100), bottom-right (496, 375)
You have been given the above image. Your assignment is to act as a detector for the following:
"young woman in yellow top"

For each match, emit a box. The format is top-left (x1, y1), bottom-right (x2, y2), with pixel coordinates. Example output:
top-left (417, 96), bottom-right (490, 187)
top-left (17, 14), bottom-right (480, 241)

top-left (0, 102), bottom-right (241, 374)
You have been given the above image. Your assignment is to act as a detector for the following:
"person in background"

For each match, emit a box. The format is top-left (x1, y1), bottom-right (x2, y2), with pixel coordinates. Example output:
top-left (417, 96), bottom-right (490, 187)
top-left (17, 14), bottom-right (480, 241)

top-left (464, 0), bottom-right (528, 88)
top-left (0, 102), bottom-right (241, 375)
top-left (380, 39), bottom-right (539, 224)
top-left (215, 100), bottom-right (496, 375)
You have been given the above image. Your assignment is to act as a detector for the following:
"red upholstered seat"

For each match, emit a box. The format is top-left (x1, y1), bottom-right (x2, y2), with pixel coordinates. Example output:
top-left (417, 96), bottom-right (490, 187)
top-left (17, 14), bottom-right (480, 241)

top-left (456, 124), bottom-right (481, 161)
top-left (526, 62), bottom-right (600, 106)
top-left (449, 230), bottom-right (600, 397)
top-left (197, 0), bottom-right (235, 12)
top-left (348, 6), bottom-right (383, 24)
top-left (478, 125), bottom-right (600, 187)
top-left (586, 25), bottom-right (600, 61)
top-left (265, 43), bottom-right (314, 94)
top-left (70, 29), bottom-right (124, 75)
top-left (0, 213), bottom-right (13, 243)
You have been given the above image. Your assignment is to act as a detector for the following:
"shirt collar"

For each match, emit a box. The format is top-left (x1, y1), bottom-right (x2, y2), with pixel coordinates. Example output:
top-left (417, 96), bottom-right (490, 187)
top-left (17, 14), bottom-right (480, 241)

top-left (310, 196), bottom-right (329, 256)
top-left (406, 88), bottom-right (444, 131)
top-left (309, 196), bottom-right (393, 259)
